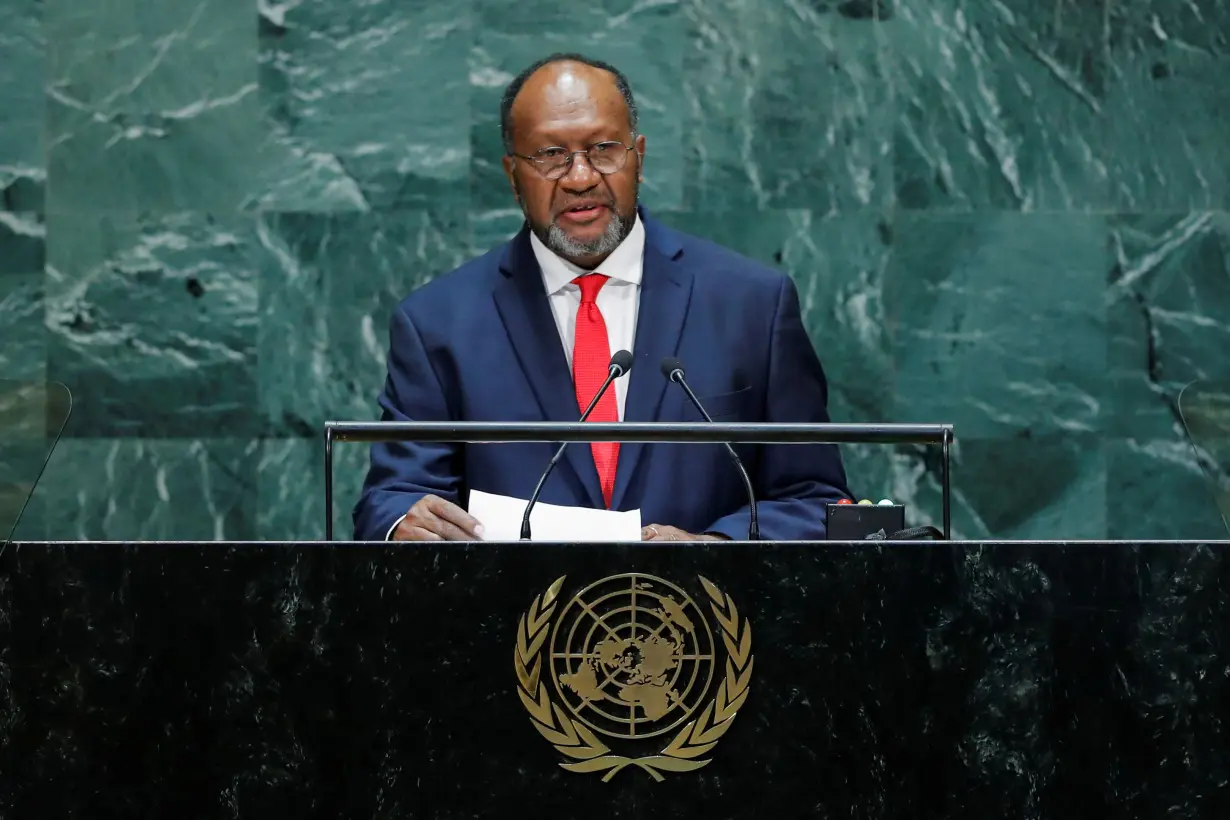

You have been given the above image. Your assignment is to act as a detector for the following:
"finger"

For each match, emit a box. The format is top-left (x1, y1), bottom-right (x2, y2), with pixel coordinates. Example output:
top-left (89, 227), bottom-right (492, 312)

top-left (426, 496), bottom-right (483, 538)
top-left (411, 526), bottom-right (445, 542)
top-left (394, 522), bottom-right (444, 542)
top-left (641, 525), bottom-right (662, 541)
top-left (423, 512), bottom-right (477, 542)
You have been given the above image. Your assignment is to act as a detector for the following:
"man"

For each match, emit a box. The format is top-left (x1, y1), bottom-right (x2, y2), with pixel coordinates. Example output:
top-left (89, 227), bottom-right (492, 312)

top-left (353, 53), bottom-right (851, 542)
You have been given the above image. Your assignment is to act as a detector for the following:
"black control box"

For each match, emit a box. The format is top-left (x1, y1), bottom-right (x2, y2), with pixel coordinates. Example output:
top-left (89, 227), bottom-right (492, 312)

top-left (826, 503), bottom-right (905, 540)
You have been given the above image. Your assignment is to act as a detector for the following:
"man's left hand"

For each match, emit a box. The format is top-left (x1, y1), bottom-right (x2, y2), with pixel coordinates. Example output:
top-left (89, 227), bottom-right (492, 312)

top-left (641, 525), bottom-right (727, 542)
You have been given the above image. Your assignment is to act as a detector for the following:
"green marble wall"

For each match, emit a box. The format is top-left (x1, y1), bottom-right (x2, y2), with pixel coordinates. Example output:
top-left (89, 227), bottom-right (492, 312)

top-left (3, 0), bottom-right (1228, 541)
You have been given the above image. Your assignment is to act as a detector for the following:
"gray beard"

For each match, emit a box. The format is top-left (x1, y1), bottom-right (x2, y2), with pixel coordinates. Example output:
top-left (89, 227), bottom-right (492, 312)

top-left (543, 210), bottom-right (633, 263)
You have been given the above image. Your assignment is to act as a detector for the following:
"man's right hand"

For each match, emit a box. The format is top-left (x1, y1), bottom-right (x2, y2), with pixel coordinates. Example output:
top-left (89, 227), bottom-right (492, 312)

top-left (391, 494), bottom-right (484, 541)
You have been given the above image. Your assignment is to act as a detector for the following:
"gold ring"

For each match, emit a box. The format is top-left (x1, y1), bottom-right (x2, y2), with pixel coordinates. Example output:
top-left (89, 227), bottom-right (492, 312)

top-left (648, 525), bottom-right (660, 538)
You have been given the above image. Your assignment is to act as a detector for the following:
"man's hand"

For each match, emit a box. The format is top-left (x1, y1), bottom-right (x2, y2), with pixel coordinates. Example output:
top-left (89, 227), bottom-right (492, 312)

top-left (640, 524), bottom-right (727, 542)
top-left (392, 494), bottom-right (484, 541)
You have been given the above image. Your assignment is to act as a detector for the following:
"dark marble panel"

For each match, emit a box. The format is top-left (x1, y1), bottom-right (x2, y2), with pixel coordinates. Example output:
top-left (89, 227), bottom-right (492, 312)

top-left (258, 0), bottom-right (472, 211)
top-left (682, 0), bottom-right (891, 213)
top-left (1103, 2), bottom-right (1230, 210)
top-left (45, 211), bottom-right (258, 437)
top-left (2, 541), bottom-right (1229, 818)
top-left (44, 0), bottom-right (261, 214)
top-left (469, 4), bottom-right (686, 212)
top-left (0, 0), bottom-right (45, 212)
top-left (255, 210), bottom-right (472, 437)
top-left (36, 438), bottom-right (257, 540)
top-left (256, 438), bottom-right (371, 542)
top-left (1107, 213), bottom-right (1230, 440)
top-left (655, 209), bottom-right (894, 424)
top-left (885, 212), bottom-right (1107, 438)
top-left (887, 0), bottom-right (1109, 211)
top-left (1107, 438), bottom-right (1229, 541)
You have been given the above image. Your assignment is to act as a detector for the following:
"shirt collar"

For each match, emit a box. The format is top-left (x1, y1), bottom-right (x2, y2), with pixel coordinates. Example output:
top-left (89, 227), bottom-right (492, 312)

top-left (530, 214), bottom-right (645, 296)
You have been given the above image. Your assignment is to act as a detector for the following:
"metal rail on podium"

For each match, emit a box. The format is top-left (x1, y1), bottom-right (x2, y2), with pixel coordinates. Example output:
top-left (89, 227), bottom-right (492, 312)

top-left (322, 421), bottom-right (956, 541)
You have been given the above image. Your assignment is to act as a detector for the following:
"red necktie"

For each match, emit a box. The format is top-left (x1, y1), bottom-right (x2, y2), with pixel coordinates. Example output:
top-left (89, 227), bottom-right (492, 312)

top-left (572, 273), bottom-right (619, 508)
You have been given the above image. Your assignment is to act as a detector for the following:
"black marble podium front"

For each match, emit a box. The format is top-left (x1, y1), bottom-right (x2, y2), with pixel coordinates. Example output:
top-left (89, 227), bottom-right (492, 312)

top-left (2, 540), bottom-right (1228, 819)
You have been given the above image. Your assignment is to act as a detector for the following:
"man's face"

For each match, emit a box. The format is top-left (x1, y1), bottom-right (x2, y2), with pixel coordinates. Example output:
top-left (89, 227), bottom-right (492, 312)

top-left (501, 62), bottom-right (646, 268)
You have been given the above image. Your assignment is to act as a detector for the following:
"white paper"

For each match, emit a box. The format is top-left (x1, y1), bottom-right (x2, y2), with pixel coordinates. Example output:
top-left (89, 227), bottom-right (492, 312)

top-left (467, 489), bottom-right (642, 542)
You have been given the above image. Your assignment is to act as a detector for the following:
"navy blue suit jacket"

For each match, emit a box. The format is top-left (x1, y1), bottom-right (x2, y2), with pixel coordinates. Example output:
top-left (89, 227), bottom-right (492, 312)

top-left (353, 209), bottom-right (851, 541)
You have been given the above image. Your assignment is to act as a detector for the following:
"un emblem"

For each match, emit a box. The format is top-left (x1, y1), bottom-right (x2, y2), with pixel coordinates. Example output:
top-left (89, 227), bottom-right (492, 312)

top-left (513, 574), bottom-right (754, 781)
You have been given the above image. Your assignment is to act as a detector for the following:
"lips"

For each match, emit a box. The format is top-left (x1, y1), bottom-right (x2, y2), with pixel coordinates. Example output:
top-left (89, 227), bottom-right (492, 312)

top-left (557, 201), bottom-right (609, 224)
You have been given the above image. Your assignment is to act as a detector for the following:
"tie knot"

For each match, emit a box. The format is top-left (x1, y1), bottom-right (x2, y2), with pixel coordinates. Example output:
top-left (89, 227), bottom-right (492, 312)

top-left (573, 273), bottom-right (610, 304)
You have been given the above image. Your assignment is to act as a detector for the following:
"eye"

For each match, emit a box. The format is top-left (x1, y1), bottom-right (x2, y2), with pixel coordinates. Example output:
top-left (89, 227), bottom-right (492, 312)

top-left (538, 147), bottom-right (567, 159)
top-left (591, 142), bottom-right (619, 154)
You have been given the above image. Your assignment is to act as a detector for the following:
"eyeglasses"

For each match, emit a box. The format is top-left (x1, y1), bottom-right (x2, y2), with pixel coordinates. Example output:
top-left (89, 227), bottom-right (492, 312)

top-left (511, 141), bottom-right (637, 180)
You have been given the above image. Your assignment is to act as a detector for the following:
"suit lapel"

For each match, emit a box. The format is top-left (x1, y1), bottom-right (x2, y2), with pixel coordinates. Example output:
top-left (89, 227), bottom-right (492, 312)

top-left (492, 228), bottom-right (605, 508)
top-left (611, 234), bottom-right (693, 510)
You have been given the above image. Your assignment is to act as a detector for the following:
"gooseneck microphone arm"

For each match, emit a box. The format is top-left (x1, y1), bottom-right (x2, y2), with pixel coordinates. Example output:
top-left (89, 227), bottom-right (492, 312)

top-left (520, 350), bottom-right (633, 540)
top-left (660, 357), bottom-right (760, 541)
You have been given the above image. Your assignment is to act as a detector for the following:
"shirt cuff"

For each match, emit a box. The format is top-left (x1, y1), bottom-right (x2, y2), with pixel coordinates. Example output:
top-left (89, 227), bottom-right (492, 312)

top-left (386, 514), bottom-right (407, 541)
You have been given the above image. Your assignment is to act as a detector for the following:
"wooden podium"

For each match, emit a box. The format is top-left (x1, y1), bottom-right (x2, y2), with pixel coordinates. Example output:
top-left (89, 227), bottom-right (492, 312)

top-left (2, 538), bottom-right (1228, 818)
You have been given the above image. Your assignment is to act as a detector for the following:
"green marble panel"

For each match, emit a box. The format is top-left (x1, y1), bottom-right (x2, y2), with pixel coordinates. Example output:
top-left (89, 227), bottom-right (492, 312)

top-left (44, 0), bottom-right (261, 214)
top-left (1107, 213), bottom-right (1230, 440)
top-left (1107, 438), bottom-right (1228, 540)
top-left (683, 1), bottom-right (890, 213)
top-left (0, 212), bottom-right (45, 277)
top-left (838, 432), bottom-right (1106, 539)
top-left (469, 6), bottom-right (686, 212)
top-left (654, 209), bottom-right (894, 424)
top-left (18, 0), bottom-right (1230, 543)
top-left (1103, 3), bottom-right (1230, 210)
top-left (255, 210), bottom-right (472, 437)
top-left (0, 273), bottom-right (44, 383)
top-left (887, 0), bottom-right (1109, 211)
top-left (45, 211), bottom-right (258, 437)
top-left (37, 438), bottom-right (257, 540)
top-left (7, 492), bottom-right (48, 542)
top-left (885, 212), bottom-right (1107, 437)
top-left (258, 0), bottom-right (471, 211)
top-left (0, 0), bottom-right (45, 211)
top-left (257, 438), bottom-right (370, 541)
top-left (470, 209), bottom-right (526, 256)
top-left (0, 213), bottom-right (46, 381)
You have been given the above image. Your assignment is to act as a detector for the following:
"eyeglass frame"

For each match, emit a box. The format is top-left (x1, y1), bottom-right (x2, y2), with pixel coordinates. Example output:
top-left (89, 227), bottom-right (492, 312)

top-left (508, 138), bottom-right (640, 180)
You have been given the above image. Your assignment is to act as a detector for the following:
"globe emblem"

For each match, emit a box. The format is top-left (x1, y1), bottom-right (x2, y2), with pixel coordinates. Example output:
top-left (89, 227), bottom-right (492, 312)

top-left (550, 573), bottom-right (716, 740)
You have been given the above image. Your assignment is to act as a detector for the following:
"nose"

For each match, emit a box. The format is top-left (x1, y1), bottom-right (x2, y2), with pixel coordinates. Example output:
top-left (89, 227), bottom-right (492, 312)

top-left (559, 152), bottom-right (601, 190)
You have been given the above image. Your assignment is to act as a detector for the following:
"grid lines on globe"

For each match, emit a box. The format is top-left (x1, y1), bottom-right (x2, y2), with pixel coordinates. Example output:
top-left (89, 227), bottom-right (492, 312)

top-left (549, 573), bottom-right (717, 740)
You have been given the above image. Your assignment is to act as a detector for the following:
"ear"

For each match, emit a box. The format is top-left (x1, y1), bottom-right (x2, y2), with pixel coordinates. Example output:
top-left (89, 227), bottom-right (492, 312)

top-left (633, 133), bottom-right (647, 183)
top-left (501, 154), bottom-right (519, 201)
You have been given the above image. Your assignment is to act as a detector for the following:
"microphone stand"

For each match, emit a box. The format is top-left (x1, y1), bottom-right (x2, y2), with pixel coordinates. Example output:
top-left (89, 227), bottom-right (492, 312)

top-left (520, 361), bottom-right (626, 540)
top-left (666, 368), bottom-right (760, 541)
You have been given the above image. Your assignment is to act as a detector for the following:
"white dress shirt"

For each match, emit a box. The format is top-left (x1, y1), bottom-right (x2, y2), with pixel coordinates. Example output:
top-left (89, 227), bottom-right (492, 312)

top-left (385, 215), bottom-right (645, 539)
top-left (530, 214), bottom-right (644, 420)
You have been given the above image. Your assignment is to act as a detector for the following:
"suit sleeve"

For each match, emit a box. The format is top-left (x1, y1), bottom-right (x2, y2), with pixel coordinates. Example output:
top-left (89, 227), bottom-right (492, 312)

top-left (351, 304), bottom-right (462, 541)
top-left (702, 276), bottom-right (852, 540)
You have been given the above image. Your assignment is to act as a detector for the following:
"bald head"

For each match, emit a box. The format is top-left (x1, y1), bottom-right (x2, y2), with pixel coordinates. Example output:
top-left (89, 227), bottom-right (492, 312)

top-left (499, 53), bottom-right (639, 153)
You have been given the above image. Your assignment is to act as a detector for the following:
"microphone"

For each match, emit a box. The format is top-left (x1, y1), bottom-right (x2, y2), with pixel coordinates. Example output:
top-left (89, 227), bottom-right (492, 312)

top-left (520, 349), bottom-right (633, 540)
top-left (660, 357), bottom-right (760, 541)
